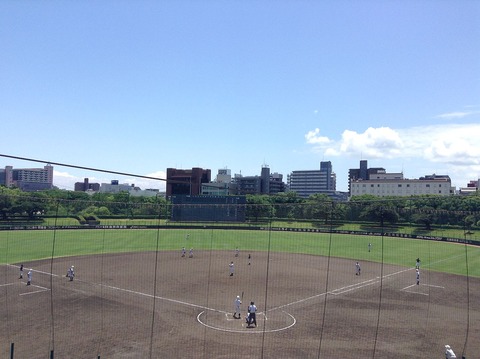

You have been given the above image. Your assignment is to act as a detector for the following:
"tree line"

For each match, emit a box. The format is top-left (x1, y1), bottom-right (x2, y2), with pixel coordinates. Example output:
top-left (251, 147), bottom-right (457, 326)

top-left (1, 186), bottom-right (480, 229)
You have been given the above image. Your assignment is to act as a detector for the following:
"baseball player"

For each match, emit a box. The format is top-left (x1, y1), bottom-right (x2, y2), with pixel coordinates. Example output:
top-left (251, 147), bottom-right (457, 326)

top-left (19, 264), bottom-right (24, 279)
top-left (229, 261), bottom-right (235, 276)
top-left (248, 253), bottom-right (251, 266)
top-left (355, 261), bottom-right (361, 275)
top-left (246, 301), bottom-right (257, 328)
top-left (416, 258), bottom-right (421, 269)
top-left (67, 266), bottom-right (75, 281)
top-left (368, 243), bottom-right (372, 252)
top-left (189, 248), bottom-right (193, 258)
top-left (235, 247), bottom-right (239, 257)
top-left (416, 268), bottom-right (420, 285)
top-left (233, 295), bottom-right (242, 319)
top-left (26, 269), bottom-right (32, 286)
top-left (445, 345), bottom-right (457, 358)
top-left (181, 247), bottom-right (186, 257)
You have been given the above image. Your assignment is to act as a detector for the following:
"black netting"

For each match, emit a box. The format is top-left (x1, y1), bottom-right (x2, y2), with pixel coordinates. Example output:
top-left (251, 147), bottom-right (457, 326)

top-left (1, 193), bottom-right (479, 358)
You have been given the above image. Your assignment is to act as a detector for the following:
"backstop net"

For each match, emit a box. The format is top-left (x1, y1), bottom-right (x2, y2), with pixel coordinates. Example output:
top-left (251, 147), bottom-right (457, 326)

top-left (0, 192), bottom-right (479, 358)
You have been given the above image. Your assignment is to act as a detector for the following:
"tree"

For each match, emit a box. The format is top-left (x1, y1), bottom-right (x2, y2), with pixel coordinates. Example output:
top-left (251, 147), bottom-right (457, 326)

top-left (360, 201), bottom-right (399, 226)
top-left (303, 194), bottom-right (332, 223)
top-left (270, 192), bottom-right (304, 220)
top-left (411, 209), bottom-right (435, 230)
top-left (0, 186), bottom-right (20, 219)
top-left (14, 192), bottom-right (49, 219)
top-left (246, 195), bottom-right (274, 222)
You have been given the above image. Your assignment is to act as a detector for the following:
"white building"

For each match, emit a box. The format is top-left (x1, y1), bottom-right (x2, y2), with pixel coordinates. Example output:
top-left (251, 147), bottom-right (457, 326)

top-left (99, 180), bottom-right (160, 197)
top-left (458, 179), bottom-right (479, 195)
top-left (288, 161), bottom-right (336, 198)
top-left (350, 174), bottom-right (455, 197)
top-left (201, 168), bottom-right (237, 195)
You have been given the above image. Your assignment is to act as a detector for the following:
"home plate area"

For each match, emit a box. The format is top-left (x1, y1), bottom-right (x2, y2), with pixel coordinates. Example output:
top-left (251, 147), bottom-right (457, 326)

top-left (197, 309), bottom-right (296, 333)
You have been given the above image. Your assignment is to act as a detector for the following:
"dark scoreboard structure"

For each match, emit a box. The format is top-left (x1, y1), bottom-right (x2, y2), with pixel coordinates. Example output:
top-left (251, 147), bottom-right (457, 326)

top-left (170, 195), bottom-right (246, 222)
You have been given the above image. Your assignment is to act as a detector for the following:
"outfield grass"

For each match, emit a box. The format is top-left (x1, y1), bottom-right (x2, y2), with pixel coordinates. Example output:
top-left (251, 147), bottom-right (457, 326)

top-left (35, 217), bottom-right (480, 240)
top-left (1, 228), bottom-right (479, 277)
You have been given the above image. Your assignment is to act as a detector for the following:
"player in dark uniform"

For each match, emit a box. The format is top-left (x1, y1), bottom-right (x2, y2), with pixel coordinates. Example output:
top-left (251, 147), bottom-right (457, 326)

top-left (246, 301), bottom-right (257, 328)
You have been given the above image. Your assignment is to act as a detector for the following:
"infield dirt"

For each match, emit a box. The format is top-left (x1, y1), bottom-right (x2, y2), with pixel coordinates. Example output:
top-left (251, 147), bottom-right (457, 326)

top-left (1, 250), bottom-right (479, 358)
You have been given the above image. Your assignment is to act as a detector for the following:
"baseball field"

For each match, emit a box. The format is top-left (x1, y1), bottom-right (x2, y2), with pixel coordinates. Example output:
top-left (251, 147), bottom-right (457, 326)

top-left (1, 227), bottom-right (479, 358)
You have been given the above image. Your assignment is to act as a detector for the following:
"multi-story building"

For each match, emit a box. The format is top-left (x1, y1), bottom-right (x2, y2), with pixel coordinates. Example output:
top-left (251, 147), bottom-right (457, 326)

top-left (233, 165), bottom-right (285, 195)
top-left (458, 179), bottom-right (479, 195)
top-left (287, 161), bottom-right (336, 198)
top-left (166, 167), bottom-right (211, 196)
top-left (0, 165), bottom-right (54, 191)
top-left (348, 160), bottom-right (385, 195)
top-left (201, 169), bottom-right (237, 195)
top-left (350, 174), bottom-right (455, 197)
top-left (98, 180), bottom-right (160, 197)
top-left (99, 180), bottom-right (135, 193)
top-left (74, 178), bottom-right (100, 192)
top-left (269, 171), bottom-right (285, 194)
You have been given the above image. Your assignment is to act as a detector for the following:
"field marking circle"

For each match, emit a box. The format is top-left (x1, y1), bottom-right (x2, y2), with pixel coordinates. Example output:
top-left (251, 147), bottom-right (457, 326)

top-left (197, 310), bottom-right (296, 333)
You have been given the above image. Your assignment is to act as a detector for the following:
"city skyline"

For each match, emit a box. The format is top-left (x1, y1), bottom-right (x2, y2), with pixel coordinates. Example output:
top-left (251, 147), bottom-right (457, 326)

top-left (0, 158), bottom-right (472, 195)
top-left (1, 1), bottom-right (479, 192)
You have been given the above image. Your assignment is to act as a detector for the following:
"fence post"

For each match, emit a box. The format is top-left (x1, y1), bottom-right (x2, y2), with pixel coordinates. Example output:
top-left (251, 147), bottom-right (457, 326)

top-left (10, 343), bottom-right (14, 359)
top-left (50, 350), bottom-right (54, 359)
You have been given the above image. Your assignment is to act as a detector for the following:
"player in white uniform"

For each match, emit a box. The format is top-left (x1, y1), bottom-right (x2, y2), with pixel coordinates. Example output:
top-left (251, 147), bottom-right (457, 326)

top-left (416, 269), bottom-right (420, 285)
top-left (67, 266), bottom-right (75, 281)
top-left (235, 247), bottom-right (239, 257)
top-left (416, 258), bottom-right (421, 269)
top-left (26, 269), bottom-right (32, 285)
top-left (233, 295), bottom-right (242, 319)
top-left (355, 262), bottom-right (361, 275)
top-left (229, 261), bottom-right (235, 276)
top-left (445, 345), bottom-right (457, 358)
top-left (189, 248), bottom-right (193, 258)
top-left (181, 247), bottom-right (186, 257)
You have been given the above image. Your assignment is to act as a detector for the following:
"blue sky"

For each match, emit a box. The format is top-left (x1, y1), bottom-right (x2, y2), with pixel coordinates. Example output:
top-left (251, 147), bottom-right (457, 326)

top-left (1, 1), bottom-right (479, 192)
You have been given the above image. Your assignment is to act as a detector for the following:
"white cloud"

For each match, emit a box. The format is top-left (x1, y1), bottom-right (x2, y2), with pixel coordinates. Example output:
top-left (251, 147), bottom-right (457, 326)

top-left (421, 125), bottom-right (480, 165)
top-left (308, 124), bottom-right (480, 166)
top-left (435, 111), bottom-right (478, 119)
top-left (337, 127), bottom-right (404, 159)
top-left (123, 170), bottom-right (167, 191)
top-left (305, 128), bottom-right (331, 145)
top-left (305, 122), bottom-right (480, 188)
top-left (308, 126), bottom-right (404, 158)
top-left (53, 170), bottom-right (80, 190)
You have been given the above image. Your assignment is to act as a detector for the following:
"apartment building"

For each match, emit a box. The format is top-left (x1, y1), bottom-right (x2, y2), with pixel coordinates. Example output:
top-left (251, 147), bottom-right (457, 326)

top-left (233, 166), bottom-right (285, 195)
top-left (288, 161), bottom-right (336, 198)
top-left (0, 165), bottom-right (54, 191)
top-left (350, 174), bottom-right (454, 197)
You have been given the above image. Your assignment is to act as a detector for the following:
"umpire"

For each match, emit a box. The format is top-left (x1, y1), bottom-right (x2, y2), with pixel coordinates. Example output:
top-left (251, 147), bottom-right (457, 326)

top-left (247, 301), bottom-right (257, 328)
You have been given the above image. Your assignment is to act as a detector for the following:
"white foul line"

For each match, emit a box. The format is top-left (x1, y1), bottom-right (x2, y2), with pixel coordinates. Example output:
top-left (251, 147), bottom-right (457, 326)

top-left (266, 266), bottom-right (417, 313)
top-left (19, 284), bottom-right (50, 296)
